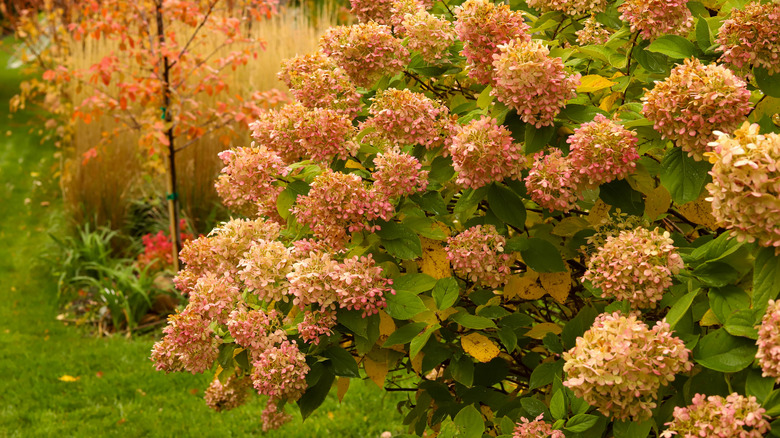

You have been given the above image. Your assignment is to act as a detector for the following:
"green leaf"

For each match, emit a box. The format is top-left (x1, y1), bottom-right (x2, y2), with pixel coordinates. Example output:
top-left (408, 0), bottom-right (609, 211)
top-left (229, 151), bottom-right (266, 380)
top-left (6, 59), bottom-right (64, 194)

top-left (477, 85), bottom-right (494, 110)
top-left (550, 390), bottom-right (567, 420)
top-left (529, 361), bottom-right (563, 390)
top-left (382, 322), bottom-right (428, 347)
top-left (394, 273), bottom-right (437, 294)
top-left (298, 363), bottom-right (335, 420)
top-left (666, 289), bottom-right (699, 329)
top-left (454, 187), bottom-right (488, 214)
top-left (411, 191), bottom-right (448, 216)
top-left (217, 343), bottom-right (237, 370)
top-left (688, 233), bottom-right (743, 264)
top-left (543, 332), bottom-right (563, 354)
top-left (428, 156), bottom-right (456, 184)
top-left (410, 325), bottom-right (439, 360)
top-left (454, 405), bottom-right (485, 438)
top-left (451, 355), bottom-right (474, 386)
top-left (404, 216), bottom-right (448, 240)
top-left (755, 68), bottom-right (780, 98)
top-left (753, 247), bottom-right (780, 317)
top-left (381, 233), bottom-right (423, 260)
top-left (520, 238), bottom-right (567, 273)
top-left (450, 311), bottom-right (496, 329)
top-left (763, 389), bottom-right (780, 417)
top-left (599, 179), bottom-right (645, 217)
top-left (709, 286), bottom-right (751, 324)
top-left (338, 308), bottom-right (369, 337)
top-left (660, 147), bottom-right (712, 204)
top-left (565, 414), bottom-right (599, 433)
top-left (613, 419), bottom-right (652, 438)
top-left (694, 328), bottom-right (757, 372)
top-left (488, 184), bottom-right (527, 231)
top-left (747, 367), bottom-right (776, 403)
top-left (323, 346), bottom-right (360, 378)
top-left (386, 290), bottom-right (428, 319)
top-left (562, 306), bottom-right (598, 349)
top-left (524, 124), bottom-right (556, 155)
top-left (520, 397), bottom-right (550, 420)
top-left (725, 310), bottom-right (759, 339)
top-left (276, 187), bottom-right (298, 219)
top-left (693, 261), bottom-right (739, 287)
top-left (646, 35), bottom-right (697, 59)
top-left (433, 277), bottom-right (459, 310)
top-left (695, 17), bottom-right (712, 51)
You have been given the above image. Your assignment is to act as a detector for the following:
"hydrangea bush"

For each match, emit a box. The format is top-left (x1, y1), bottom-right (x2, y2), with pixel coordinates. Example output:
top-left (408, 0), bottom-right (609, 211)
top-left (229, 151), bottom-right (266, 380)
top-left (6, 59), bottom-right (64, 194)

top-left (152, 0), bottom-right (780, 435)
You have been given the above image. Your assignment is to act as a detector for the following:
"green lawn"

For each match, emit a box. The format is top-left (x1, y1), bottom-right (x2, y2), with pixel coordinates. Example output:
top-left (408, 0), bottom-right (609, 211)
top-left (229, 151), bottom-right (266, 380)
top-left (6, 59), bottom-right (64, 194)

top-left (0, 42), bottom-right (406, 437)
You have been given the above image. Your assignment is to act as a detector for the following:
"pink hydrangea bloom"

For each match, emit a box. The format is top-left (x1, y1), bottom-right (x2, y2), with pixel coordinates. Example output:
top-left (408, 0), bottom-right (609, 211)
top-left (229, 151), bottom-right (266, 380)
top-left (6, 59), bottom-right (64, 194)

top-left (563, 312), bottom-right (692, 421)
top-left (278, 52), bottom-right (362, 118)
top-left (454, 0), bottom-right (531, 84)
top-left (525, 149), bottom-right (581, 213)
top-left (320, 22), bottom-right (410, 87)
top-left (583, 227), bottom-right (683, 309)
top-left (251, 340), bottom-right (310, 400)
top-left (403, 10), bottom-right (456, 63)
top-left (526, 0), bottom-right (607, 16)
top-left (227, 307), bottom-right (286, 351)
top-left (349, 0), bottom-right (430, 26)
top-left (204, 374), bottom-right (252, 412)
top-left (705, 123), bottom-right (780, 247)
top-left (249, 102), bottom-right (359, 163)
top-left (215, 145), bottom-right (289, 219)
top-left (365, 88), bottom-right (455, 149)
top-left (576, 16), bottom-right (611, 47)
top-left (642, 58), bottom-right (751, 160)
top-left (619, 0), bottom-right (693, 41)
top-left (661, 393), bottom-right (770, 438)
top-left (151, 310), bottom-right (220, 374)
top-left (287, 250), bottom-right (342, 308)
top-left (492, 39), bottom-right (581, 128)
top-left (261, 398), bottom-right (293, 431)
top-left (446, 224), bottom-right (513, 288)
top-left (449, 116), bottom-right (526, 189)
top-left (757, 300), bottom-right (780, 382)
top-left (567, 114), bottom-right (640, 186)
top-left (292, 169), bottom-right (394, 248)
top-left (716, 1), bottom-right (780, 75)
top-left (237, 240), bottom-right (294, 302)
top-left (372, 150), bottom-right (429, 199)
top-left (330, 255), bottom-right (394, 316)
top-left (187, 274), bottom-right (243, 324)
top-left (297, 309), bottom-right (338, 344)
top-left (513, 415), bottom-right (565, 438)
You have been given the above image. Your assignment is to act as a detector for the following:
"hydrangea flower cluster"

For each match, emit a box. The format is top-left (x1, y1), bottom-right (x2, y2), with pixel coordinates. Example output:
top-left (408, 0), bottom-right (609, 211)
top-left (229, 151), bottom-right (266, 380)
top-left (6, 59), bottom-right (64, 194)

top-left (292, 169), bottom-right (394, 247)
top-left (513, 415), bottom-right (564, 438)
top-left (661, 393), bottom-right (770, 438)
top-left (364, 88), bottom-right (455, 149)
top-left (757, 300), bottom-right (780, 382)
top-left (525, 149), bottom-right (581, 213)
top-left (705, 123), bottom-right (780, 247)
top-left (446, 224), bottom-right (513, 288)
top-left (349, 0), bottom-right (398, 25)
top-left (526, 0), bottom-right (607, 17)
top-left (227, 307), bottom-right (286, 351)
top-left (278, 52), bottom-right (362, 118)
top-left (297, 309), bottom-right (337, 344)
top-left (204, 374), bottom-right (252, 412)
top-left (187, 274), bottom-right (242, 324)
top-left (492, 39), bottom-right (581, 128)
top-left (576, 16), bottom-right (611, 47)
top-left (372, 150), bottom-right (429, 199)
top-left (249, 103), bottom-right (358, 163)
top-left (214, 145), bottom-right (289, 219)
top-left (402, 10), bottom-right (456, 63)
top-left (583, 227), bottom-right (683, 308)
top-left (567, 114), bottom-right (640, 186)
top-left (320, 22), bottom-right (409, 87)
top-left (454, 0), bottom-right (530, 84)
top-left (641, 58), bottom-right (751, 160)
top-left (251, 340), bottom-right (310, 400)
top-left (237, 240), bottom-right (294, 302)
top-left (151, 310), bottom-right (220, 374)
top-left (448, 116), bottom-right (525, 189)
top-left (618, 0), bottom-right (693, 41)
top-left (716, 1), bottom-right (780, 75)
top-left (262, 399), bottom-right (293, 432)
top-left (563, 312), bottom-right (692, 421)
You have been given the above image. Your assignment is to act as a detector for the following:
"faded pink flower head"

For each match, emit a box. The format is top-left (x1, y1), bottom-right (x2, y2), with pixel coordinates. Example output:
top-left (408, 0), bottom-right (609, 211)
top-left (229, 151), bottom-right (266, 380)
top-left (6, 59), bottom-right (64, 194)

top-left (568, 114), bottom-right (639, 186)
top-left (215, 145), bottom-right (289, 220)
top-left (204, 374), bottom-right (252, 412)
top-left (151, 309), bottom-right (220, 374)
top-left (187, 273), bottom-right (243, 324)
top-left (297, 308), bottom-right (338, 344)
top-left (642, 58), bottom-right (752, 160)
top-left (261, 398), bottom-right (293, 431)
top-left (492, 39), bottom-right (581, 128)
top-left (583, 227), bottom-right (683, 309)
top-left (513, 414), bottom-right (565, 438)
top-left (364, 88), bottom-right (455, 149)
top-left (237, 239), bottom-right (294, 302)
top-left (349, 0), bottom-right (431, 26)
top-left (329, 254), bottom-right (394, 316)
top-left (661, 393), bottom-right (770, 437)
top-left (619, 0), bottom-right (693, 41)
top-left (757, 300), bottom-right (780, 383)
top-left (716, 1), bottom-right (780, 75)
top-left (576, 16), bottom-right (612, 46)
top-left (403, 10), bottom-right (456, 63)
top-left (527, 0), bottom-right (607, 16)
top-left (446, 224), bottom-right (513, 288)
top-left (525, 149), bottom-right (581, 213)
top-left (227, 307), bottom-right (286, 352)
top-left (372, 149), bottom-right (429, 199)
top-left (251, 340), bottom-right (310, 400)
top-left (705, 123), bottom-right (780, 248)
top-left (449, 116), bottom-right (526, 189)
top-left (563, 312), bottom-right (692, 421)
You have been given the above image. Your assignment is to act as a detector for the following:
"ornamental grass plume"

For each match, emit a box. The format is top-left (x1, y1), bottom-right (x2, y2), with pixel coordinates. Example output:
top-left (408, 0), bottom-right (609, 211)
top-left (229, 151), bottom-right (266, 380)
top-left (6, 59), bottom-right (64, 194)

top-left (563, 312), bottom-right (692, 421)
top-left (372, 149), bottom-right (429, 199)
top-left (402, 10), bottom-right (456, 63)
top-left (526, 0), bottom-right (607, 17)
top-left (567, 114), bottom-right (640, 186)
top-left (320, 22), bottom-right (409, 87)
top-left (661, 393), bottom-right (770, 437)
top-left (716, 0), bottom-right (780, 75)
top-left (214, 145), bottom-right (289, 219)
top-left (583, 227), bottom-right (683, 309)
top-left (618, 0), bottom-right (693, 41)
top-left (642, 58), bottom-right (752, 160)
top-left (364, 88), bottom-right (455, 149)
top-left (492, 39), bottom-right (581, 128)
top-left (525, 149), bottom-right (581, 213)
top-left (446, 224), bottom-right (513, 288)
top-left (705, 123), bottom-right (780, 247)
top-left (292, 169), bottom-right (394, 248)
top-left (204, 374), bottom-right (252, 412)
top-left (278, 52), bottom-right (363, 118)
top-left (757, 300), bottom-right (780, 382)
top-left (513, 414), bottom-right (565, 438)
top-left (237, 240), bottom-right (295, 302)
top-left (448, 116), bottom-right (526, 189)
top-left (576, 16), bottom-right (612, 46)
top-left (250, 340), bottom-right (310, 400)
top-left (454, 0), bottom-right (531, 84)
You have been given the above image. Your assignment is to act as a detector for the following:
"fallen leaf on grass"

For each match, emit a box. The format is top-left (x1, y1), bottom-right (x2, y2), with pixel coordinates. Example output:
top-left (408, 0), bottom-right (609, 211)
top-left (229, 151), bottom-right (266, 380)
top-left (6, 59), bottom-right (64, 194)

top-left (58, 375), bottom-right (80, 382)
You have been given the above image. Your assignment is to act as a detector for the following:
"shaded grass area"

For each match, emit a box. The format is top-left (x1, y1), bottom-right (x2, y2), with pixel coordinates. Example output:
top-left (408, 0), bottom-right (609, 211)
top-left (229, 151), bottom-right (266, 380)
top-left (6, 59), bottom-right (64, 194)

top-left (0, 43), bottom-right (407, 437)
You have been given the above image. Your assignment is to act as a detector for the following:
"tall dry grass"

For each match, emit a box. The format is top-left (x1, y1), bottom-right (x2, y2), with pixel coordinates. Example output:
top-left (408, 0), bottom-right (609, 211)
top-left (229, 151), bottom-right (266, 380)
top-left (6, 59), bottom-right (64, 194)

top-left (61, 2), bottom-right (341, 232)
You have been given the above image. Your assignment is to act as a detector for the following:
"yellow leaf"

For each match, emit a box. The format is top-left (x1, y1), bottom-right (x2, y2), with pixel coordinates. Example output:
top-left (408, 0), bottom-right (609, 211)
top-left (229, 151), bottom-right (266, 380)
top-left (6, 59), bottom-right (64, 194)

top-left (645, 186), bottom-right (672, 220)
top-left (700, 308), bottom-right (721, 326)
top-left (577, 75), bottom-right (617, 93)
top-left (378, 310), bottom-right (396, 344)
top-left (677, 196), bottom-right (720, 230)
top-left (540, 271), bottom-right (571, 303)
top-left (461, 333), bottom-right (500, 363)
top-left (552, 217), bottom-right (589, 237)
top-left (411, 353), bottom-right (424, 374)
top-left (418, 238), bottom-right (451, 279)
top-left (336, 377), bottom-right (350, 402)
top-left (58, 375), bottom-right (80, 382)
top-left (503, 272), bottom-right (544, 300)
top-left (587, 200), bottom-right (611, 226)
top-left (525, 322), bottom-right (562, 340)
top-left (364, 354), bottom-right (388, 389)
top-left (345, 159), bottom-right (365, 170)
top-left (599, 91), bottom-right (621, 112)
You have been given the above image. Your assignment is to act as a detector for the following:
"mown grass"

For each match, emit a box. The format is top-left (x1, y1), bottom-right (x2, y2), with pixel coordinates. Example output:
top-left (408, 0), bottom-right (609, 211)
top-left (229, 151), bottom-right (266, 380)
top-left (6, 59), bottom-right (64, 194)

top-left (0, 41), bottom-right (407, 437)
